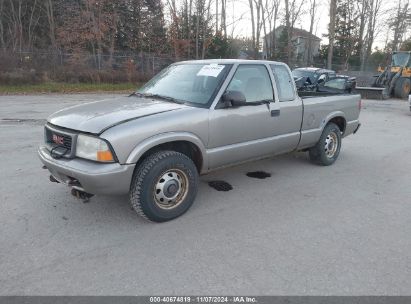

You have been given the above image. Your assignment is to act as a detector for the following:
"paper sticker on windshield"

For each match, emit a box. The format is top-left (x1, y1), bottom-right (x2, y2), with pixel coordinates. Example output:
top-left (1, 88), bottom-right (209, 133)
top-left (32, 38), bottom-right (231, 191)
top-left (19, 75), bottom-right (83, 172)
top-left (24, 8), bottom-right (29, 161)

top-left (197, 64), bottom-right (225, 77)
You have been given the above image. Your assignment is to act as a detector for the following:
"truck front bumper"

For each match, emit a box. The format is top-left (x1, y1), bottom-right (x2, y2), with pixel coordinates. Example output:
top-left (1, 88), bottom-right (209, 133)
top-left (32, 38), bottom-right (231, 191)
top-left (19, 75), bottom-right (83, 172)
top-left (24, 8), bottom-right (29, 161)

top-left (38, 145), bottom-right (135, 195)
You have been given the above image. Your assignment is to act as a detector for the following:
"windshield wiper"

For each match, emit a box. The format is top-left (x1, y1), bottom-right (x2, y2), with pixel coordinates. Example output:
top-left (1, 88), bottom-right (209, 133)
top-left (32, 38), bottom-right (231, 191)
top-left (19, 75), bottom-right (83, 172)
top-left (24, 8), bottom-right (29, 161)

top-left (130, 92), bottom-right (185, 104)
top-left (146, 94), bottom-right (185, 104)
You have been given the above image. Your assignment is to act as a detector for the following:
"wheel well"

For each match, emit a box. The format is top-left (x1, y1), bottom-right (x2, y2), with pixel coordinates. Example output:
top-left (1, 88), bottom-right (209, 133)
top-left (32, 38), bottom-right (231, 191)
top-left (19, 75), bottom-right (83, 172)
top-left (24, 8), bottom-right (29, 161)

top-left (137, 141), bottom-right (203, 173)
top-left (328, 116), bottom-right (346, 133)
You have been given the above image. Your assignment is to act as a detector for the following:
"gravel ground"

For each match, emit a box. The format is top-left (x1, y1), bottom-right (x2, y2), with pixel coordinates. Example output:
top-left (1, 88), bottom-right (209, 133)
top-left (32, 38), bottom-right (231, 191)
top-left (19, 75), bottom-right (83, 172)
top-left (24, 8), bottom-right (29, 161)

top-left (0, 94), bottom-right (410, 295)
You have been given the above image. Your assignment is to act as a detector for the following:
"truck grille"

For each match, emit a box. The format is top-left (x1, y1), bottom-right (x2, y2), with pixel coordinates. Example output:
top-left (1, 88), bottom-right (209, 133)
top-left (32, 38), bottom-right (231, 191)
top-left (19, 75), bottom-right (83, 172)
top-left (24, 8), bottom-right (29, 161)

top-left (45, 125), bottom-right (74, 156)
top-left (60, 135), bottom-right (72, 150)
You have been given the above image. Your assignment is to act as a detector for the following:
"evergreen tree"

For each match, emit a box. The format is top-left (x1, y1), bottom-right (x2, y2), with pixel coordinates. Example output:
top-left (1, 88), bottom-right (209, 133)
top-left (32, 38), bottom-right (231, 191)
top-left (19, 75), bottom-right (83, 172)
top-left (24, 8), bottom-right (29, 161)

top-left (333, 0), bottom-right (360, 69)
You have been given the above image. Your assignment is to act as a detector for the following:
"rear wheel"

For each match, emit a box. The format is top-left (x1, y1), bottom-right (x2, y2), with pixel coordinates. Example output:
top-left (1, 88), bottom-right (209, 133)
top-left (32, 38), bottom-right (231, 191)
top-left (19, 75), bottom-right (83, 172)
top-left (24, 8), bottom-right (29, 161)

top-left (394, 77), bottom-right (411, 99)
top-left (129, 150), bottom-right (199, 222)
top-left (309, 123), bottom-right (342, 166)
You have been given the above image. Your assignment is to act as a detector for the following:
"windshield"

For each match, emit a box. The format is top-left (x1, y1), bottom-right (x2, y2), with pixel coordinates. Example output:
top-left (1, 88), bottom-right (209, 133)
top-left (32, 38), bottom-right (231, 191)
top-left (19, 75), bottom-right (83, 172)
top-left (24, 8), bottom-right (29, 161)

top-left (138, 63), bottom-right (231, 107)
top-left (292, 70), bottom-right (318, 83)
top-left (392, 53), bottom-right (410, 67)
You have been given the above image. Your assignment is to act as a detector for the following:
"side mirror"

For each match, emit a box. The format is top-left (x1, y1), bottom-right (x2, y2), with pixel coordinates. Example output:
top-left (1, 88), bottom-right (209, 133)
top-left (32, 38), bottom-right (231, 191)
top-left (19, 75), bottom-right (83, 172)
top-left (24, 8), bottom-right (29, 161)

top-left (221, 90), bottom-right (247, 108)
top-left (317, 78), bottom-right (325, 85)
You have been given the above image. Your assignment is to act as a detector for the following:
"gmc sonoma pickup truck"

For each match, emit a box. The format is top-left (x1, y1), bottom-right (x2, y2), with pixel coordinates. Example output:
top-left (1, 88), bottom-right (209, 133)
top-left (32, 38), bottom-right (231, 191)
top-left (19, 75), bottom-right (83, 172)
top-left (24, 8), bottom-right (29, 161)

top-left (38, 59), bottom-right (361, 222)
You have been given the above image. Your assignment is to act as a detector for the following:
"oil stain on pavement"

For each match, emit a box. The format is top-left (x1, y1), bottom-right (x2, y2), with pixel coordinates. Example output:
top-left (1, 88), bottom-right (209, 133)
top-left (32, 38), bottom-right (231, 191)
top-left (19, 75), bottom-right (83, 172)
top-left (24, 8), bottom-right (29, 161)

top-left (246, 171), bottom-right (271, 179)
top-left (208, 181), bottom-right (233, 191)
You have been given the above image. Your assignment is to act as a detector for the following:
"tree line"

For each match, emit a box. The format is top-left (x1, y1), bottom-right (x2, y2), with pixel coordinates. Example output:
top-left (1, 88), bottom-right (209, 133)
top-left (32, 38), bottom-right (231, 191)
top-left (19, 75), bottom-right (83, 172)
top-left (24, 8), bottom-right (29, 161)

top-left (0, 0), bottom-right (410, 84)
top-left (326, 0), bottom-right (411, 71)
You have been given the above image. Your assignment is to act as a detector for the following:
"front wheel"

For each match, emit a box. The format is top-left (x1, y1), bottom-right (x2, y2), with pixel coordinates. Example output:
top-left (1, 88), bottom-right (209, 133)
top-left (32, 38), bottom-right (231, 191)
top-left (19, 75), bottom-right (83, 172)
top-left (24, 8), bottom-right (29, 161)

top-left (129, 150), bottom-right (199, 222)
top-left (394, 77), bottom-right (411, 99)
top-left (309, 122), bottom-right (342, 166)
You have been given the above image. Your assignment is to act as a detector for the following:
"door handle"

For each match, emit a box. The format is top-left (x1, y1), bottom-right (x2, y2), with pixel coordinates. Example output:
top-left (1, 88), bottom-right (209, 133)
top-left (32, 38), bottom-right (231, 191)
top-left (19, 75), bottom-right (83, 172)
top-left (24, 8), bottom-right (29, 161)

top-left (271, 109), bottom-right (280, 117)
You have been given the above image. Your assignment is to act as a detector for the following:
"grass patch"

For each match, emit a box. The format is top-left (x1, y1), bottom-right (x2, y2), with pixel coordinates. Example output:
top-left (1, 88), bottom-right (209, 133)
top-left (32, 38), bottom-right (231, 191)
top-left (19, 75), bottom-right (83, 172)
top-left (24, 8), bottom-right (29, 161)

top-left (0, 82), bottom-right (141, 94)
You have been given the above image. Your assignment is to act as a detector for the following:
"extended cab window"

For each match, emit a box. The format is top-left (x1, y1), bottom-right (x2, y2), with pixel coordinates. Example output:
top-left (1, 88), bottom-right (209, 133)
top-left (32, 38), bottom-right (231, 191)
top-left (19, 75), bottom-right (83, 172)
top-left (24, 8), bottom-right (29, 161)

top-left (226, 65), bottom-right (274, 102)
top-left (270, 65), bottom-right (295, 102)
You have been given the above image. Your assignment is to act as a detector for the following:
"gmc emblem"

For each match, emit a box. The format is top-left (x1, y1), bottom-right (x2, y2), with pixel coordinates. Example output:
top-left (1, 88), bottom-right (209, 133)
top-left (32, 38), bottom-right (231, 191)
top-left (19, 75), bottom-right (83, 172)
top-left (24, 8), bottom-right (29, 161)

top-left (52, 134), bottom-right (64, 145)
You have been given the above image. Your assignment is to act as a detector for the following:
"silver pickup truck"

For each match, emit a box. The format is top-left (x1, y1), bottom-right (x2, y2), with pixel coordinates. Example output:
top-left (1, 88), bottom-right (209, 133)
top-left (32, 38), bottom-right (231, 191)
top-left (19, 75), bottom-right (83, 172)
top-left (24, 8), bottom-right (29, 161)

top-left (38, 59), bottom-right (361, 222)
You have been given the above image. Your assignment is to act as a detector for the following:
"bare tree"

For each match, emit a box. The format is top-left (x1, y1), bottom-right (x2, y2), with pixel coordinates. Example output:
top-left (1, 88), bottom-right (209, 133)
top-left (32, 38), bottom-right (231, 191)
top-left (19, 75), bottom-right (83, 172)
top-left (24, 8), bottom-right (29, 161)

top-left (220, 0), bottom-right (227, 38)
top-left (192, 0), bottom-right (215, 59)
top-left (360, 0), bottom-right (383, 70)
top-left (27, 0), bottom-right (40, 51)
top-left (248, 0), bottom-right (256, 57)
top-left (390, 0), bottom-right (410, 51)
top-left (356, 0), bottom-right (367, 66)
top-left (201, 0), bottom-right (213, 58)
top-left (3, 0), bottom-right (41, 52)
top-left (341, 0), bottom-right (358, 69)
top-left (249, 0), bottom-right (269, 58)
top-left (228, 3), bottom-right (247, 38)
top-left (6, 0), bottom-right (24, 51)
top-left (306, 0), bottom-right (317, 65)
top-left (0, 0), bottom-right (5, 50)
top-left (44, 0), bottom-right (56, 50)
top-left (261, 0), bottom-right (280, 59)
top-left (195, 0), bottom-right (200, 58)
top-left (166, 0), bottom-right (180, 58)
top-left (215, 0), bottom-right (218, 34)
top-left (284, 0), bottom-right (304, 64)
top-left (188, 0), bottom-right (194, 57)
top-left (327, 0), bottom-right (337, 69)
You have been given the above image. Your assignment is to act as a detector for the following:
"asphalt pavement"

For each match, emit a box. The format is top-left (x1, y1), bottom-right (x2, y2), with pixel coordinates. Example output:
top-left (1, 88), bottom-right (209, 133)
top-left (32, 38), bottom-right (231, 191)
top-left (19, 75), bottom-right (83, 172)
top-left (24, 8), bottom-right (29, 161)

top-left (1, 94), bottom-right (410, 295)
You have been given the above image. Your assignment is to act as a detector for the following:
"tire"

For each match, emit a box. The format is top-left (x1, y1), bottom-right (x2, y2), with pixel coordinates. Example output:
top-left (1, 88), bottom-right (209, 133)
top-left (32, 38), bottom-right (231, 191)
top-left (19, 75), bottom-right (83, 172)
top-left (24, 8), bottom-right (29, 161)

top-left (309, 122), bottom-right (342, 166)
top-left (129, 150), bottom-right (199, 222)
top-left (394, 77), bottom-right (411, 99)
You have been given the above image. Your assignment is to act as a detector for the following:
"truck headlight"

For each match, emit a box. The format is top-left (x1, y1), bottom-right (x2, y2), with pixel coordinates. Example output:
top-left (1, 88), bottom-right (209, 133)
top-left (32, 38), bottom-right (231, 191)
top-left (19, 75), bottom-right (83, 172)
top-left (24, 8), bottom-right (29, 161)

top-left (75, 134), bottom-right (114, 162)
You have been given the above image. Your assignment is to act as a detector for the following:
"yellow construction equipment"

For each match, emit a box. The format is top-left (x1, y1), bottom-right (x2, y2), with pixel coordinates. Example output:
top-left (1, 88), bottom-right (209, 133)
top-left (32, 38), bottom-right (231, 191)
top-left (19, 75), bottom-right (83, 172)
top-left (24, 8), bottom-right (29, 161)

top-left (356, 51), bottom-right (411, 99)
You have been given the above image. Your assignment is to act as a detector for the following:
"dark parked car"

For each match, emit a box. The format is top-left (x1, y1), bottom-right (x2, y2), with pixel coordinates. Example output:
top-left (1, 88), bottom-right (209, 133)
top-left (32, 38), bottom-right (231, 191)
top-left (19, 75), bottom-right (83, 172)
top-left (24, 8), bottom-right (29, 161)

top-left (292, 68), bottom-right (336, 91)
top-left (317, 75), bottom-right (357, 94)
top-left (293, 68), bottom-right (356, 94)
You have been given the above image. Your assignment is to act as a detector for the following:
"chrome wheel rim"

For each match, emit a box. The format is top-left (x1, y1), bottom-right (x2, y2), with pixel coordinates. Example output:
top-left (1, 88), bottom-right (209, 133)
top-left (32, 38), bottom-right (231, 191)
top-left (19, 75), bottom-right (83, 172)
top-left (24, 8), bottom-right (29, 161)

top-left (324, 131), bottom-right (338, 158)
top-left (153, 169), bottom-right (189, 209)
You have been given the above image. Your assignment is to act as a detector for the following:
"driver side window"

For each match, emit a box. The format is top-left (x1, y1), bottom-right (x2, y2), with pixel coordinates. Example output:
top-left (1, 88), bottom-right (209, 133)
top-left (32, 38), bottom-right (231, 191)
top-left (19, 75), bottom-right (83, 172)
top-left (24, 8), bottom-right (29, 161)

top-left (226, 65), bottom-right (274, 103)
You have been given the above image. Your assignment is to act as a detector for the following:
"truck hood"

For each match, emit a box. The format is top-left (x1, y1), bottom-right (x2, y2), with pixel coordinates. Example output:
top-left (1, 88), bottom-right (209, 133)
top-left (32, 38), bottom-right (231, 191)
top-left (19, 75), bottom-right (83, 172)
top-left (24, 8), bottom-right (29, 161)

top-left (47, 96), bottom-right (188, 134)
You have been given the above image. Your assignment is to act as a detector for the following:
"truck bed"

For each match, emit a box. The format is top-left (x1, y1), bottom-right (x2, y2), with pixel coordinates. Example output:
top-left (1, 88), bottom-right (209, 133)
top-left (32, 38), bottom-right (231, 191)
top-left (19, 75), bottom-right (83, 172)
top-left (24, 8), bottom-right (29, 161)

top-left (297, 94), bottom-right (361, 149)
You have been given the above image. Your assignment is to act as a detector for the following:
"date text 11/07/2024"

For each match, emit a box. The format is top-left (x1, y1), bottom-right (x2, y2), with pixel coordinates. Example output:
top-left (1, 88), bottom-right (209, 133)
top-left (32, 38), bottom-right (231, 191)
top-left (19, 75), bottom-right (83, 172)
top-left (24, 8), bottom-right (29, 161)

top-left (149, 296), bottom-right (257, 303)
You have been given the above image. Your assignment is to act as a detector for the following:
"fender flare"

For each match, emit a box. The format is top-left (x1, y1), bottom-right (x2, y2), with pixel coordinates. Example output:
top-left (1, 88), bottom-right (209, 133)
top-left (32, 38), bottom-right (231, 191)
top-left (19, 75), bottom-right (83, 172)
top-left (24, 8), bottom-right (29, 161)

top-left (125, 132), bottom-right (208, 170)
top-left (320, 111), bottom-right (347, 134)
